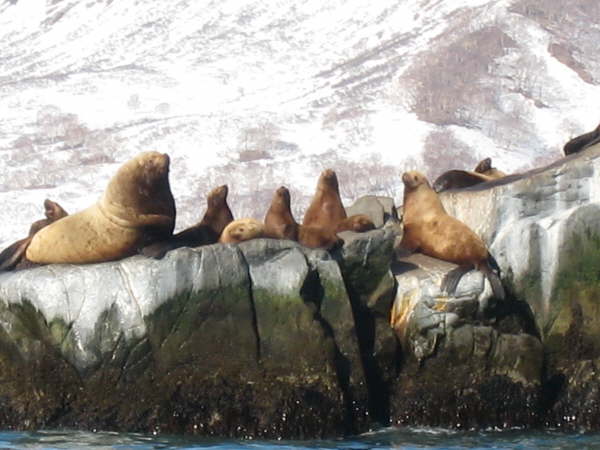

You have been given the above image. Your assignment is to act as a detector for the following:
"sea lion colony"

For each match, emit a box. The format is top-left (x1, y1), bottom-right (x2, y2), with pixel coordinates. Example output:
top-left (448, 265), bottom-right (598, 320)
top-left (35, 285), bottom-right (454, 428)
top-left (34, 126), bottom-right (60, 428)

top-left (1, 125), bottom-right (596, 297)
top-left (0, 152), bottom-right (374, 271)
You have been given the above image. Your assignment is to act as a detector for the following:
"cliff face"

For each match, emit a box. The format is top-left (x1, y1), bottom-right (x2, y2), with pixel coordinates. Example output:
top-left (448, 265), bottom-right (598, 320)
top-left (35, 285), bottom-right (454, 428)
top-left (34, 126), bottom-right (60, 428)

top-left (1, 147), bottom-right (600, 436)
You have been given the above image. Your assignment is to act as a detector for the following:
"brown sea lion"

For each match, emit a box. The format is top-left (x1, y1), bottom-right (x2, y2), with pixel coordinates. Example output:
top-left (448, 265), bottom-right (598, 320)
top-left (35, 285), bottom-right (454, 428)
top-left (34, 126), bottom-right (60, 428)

top-left (219, 218), bottom-right (264, 244)
top-left (0, 199), bottom-right (68, 271)
top-left (400, 170), bottom-right (504, 299)
top-left (563, 122), bottom-right (600, 155)
top-left (263, 186), bottom-right (342, 249)
top-left (303, 169), bottom-right (347, 232)
top-left (433, 158), bottom-right (506, 192)
top-left (142, 184), bottom-right (234, 258)
top-left (264, 186), bottom-right (299, 240)
top-left (335, 214), bottom-right (375, 233)
top-left (26, 151), bottom-right (175, 264)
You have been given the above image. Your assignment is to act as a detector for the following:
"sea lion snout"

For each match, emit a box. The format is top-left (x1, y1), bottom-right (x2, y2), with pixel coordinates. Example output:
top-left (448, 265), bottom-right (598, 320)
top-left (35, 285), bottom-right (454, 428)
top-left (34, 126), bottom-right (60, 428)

top-left (276, 186), bottom-right (291, 202)
top-left (320, 169), bottom-right (339, 188)
top-left (209, 185), bottom-right (228, 204)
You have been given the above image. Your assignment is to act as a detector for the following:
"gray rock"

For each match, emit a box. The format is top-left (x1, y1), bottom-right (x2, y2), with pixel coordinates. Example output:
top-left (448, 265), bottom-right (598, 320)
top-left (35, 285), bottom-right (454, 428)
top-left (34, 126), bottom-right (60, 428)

top-left (0, 236), bottom-right (390, 436)
top-left (345, 195), bottom-right (399, 228)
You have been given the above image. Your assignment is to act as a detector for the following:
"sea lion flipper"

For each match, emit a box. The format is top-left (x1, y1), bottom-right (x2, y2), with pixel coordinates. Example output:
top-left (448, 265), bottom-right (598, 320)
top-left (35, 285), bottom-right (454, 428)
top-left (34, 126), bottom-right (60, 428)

top-left (480, 260), bottom-right (506, 300)
top-left (0, 237), bottom-right (32, 271)
top-left (441, 265), bottom-right (473, 295)
top-left (140, 241), bottom-right (172, 259)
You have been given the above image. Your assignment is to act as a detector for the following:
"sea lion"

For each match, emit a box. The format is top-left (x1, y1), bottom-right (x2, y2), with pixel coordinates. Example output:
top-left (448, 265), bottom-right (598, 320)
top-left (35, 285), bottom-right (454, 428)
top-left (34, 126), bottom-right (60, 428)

top-left (142, 184), bottom-right (234, 258)
top-left (400, 170), bottom-right (504, 299)
top-left (264, 186), bottom-right (299, 241)
top-left (563, 122), bottom-right (600, 155)
top-left (26, 151), bottom-right (175, 264)
top-left (263, 186), bottom-right (342, 249)
top-left (433, 158), bottom-right (506, 192)
top-left (335, 214), bottom-right (375, 233)
top-left (219, 218), bottom-right (264, 244)
top-left (0, 199), bottom-right (68, 271)
top-left (303, 169), bottom-right (347, 232)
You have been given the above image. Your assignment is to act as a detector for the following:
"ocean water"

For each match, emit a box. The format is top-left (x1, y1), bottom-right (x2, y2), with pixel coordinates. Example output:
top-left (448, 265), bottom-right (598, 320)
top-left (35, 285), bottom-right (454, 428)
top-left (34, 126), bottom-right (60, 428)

top-left (1, 427), bottom-right (598, 449)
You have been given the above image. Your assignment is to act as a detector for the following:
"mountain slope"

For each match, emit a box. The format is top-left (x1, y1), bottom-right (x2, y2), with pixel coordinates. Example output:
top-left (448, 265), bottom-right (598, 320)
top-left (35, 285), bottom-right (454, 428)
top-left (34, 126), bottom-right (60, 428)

top-left (0, 0), bottom-right (598, 248)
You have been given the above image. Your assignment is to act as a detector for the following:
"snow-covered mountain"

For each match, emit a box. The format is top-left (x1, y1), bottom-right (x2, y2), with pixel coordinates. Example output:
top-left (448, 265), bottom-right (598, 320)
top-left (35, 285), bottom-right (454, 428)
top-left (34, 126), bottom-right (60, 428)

top-left (0, 0), bottom-right (598, 249)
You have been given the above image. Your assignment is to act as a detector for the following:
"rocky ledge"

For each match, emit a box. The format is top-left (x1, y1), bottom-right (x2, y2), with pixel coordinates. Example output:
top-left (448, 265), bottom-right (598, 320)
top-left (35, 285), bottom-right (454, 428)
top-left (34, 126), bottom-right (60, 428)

top-left (0, 220), bottom-right (399, 439)
top-left (1, 144), bottom-right (600, 438)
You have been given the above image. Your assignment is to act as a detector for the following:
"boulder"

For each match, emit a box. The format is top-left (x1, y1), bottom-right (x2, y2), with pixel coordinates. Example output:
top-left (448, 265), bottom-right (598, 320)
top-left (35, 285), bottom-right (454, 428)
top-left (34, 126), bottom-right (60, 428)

top-left (0, 238), bottom-right (378, 438)
top-left (337, 225), bottom-right (399, 423)
top-left (419, 142), bottom-right (600, 429)
top-left (345, 195), bottom-right (399, 228)
top-left (389, 253), bottom-right (543, 428)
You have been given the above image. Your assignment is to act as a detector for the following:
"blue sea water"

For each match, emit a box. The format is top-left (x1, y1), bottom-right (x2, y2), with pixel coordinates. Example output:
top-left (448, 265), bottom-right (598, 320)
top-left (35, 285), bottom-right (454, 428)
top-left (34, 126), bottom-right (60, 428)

top-left (0, 427), bottom-right (598, 449)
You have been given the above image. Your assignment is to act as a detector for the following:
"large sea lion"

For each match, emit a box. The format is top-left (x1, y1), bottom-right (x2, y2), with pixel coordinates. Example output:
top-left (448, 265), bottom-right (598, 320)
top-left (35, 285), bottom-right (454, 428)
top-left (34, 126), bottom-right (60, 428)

top-left (219, 218), bottom-right (264, 244)
top-left (400, 170), bottom-right (504, 299)
top-left (26, 151), bottom-right (175, 264)
top-left (0, 199), bottom-right (68, 271)
top-left (433, 158), bottom-right (506, 192)
top-left (264, 186), bottom-right (342, 249)
top-left (303, 169), bottom-right (347, 232)
top-left (142, 184), bottom-right (234, 258)
top-left (563, 122), bottom-right (600, 155)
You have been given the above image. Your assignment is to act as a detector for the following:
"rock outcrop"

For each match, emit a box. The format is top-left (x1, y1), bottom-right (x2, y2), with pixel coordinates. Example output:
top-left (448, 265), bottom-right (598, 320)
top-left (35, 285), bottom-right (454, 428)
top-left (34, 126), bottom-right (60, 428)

top-left (389, 142), bottom-right (600, 430)
top-left (2, 144), bottom-right (600, 437)
top-left (0, 231), bottom-right (394, 438)
top-left (390, 253), bottom-right (543, 428)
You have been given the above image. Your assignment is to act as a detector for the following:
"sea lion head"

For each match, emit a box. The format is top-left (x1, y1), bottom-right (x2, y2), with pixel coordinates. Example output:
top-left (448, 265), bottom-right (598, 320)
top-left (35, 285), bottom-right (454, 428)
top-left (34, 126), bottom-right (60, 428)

top-left (207, 184), bottom-right (228, 207)
top-left (319, 169), bottom-right (340, 191)
top-left (102, 151), bottom-right (175, 227)
top-left (28, 199), bottom-right (69, 236)
top-left (402, 171), bottom-right (430, 191)
top-left (474, 158), bottom-right (492, 173)
top-left (274, 186), bottom-right (291, 206)
top-left (43, 199), bottom-right (68, 221)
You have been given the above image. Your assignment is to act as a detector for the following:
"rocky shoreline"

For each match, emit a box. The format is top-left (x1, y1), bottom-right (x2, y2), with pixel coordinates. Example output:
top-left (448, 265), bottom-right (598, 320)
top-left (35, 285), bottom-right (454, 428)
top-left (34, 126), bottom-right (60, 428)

top-left (0, 144), bottom-right (600, 438)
